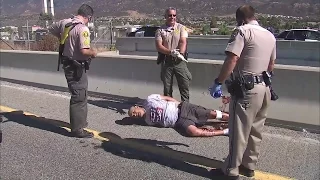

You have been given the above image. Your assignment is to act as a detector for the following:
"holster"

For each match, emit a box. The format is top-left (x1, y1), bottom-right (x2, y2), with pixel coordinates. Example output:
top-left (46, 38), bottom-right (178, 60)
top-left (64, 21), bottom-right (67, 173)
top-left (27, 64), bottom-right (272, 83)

top-left (72, 60), bottom-right (85, 80)
top-left (157, 52), bottom-right (166, 64)
top-left (262, 71), bottom-right (272, 86)
top-left (262, 71), bottom-right (279, 101)
top-left (226, 78), bottom-right (246, 99)
top-left (270, 86), bottom-right (279, 101)
top-left (62, 57), bottom-right (89, 81)
top-left (57, 44), bottom-right (65, 71)
top-left (225, 74), bottom-right (260, 99)
top-left (85, 59), bottom-right (91, 71)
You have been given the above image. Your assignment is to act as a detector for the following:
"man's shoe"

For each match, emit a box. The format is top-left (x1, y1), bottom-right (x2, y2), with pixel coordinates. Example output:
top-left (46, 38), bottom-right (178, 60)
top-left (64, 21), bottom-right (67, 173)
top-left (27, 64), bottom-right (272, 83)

top-left (71, 129), bottom-right (94, 138)
top-left (239, 165), bottom-right (255, 177)
top-left (210, 168), bottom-right (239, 180)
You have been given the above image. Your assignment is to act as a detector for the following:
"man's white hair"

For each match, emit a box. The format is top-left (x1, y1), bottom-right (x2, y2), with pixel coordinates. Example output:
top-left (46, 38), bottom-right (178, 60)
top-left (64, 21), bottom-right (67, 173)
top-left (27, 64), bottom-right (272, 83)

top-left (164, 7), bottom-right (177, 16)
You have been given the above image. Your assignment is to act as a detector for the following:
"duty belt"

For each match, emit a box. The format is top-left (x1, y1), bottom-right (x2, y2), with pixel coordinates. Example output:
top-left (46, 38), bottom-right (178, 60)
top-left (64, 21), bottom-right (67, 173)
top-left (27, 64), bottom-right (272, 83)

top-left (252, 75), bottom-right (264, 84)
top-left (235, 74), bottom-right (265, 84)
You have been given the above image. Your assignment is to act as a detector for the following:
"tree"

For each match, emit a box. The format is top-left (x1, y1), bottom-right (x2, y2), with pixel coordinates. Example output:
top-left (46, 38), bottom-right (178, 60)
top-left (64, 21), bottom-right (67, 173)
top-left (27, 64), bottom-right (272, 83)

top-left (201, 24), bottom-right (211, 35)
top-left (257, 16), bottom-right (268, 27)
top-left (216, 23), bottom-right (231, 35)
top-left (210, 16), bottom-right (217, 28)
top-left (284, 22), bottom-right (293, 29)
top-left (268, 17), bottom-right (281, 30)
top-left (37, 13), bottom-right (54, 28)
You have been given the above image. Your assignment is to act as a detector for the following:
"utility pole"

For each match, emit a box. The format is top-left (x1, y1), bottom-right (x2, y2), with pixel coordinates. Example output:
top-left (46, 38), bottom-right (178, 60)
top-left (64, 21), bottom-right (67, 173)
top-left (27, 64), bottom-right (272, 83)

top-left (110, 20), bottom-right (113, 45)
top-left (27, 20), bottom-right (30, 50)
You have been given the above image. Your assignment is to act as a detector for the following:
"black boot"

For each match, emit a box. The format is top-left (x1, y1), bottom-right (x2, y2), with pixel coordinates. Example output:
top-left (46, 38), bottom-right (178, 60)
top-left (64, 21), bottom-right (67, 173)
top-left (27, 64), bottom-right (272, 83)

top-left (239, 165), bottom-right (255, 177)
top-left (71, 129), bottom-right (94, 138)
top-left (210, 168), bottom-right (239, 180)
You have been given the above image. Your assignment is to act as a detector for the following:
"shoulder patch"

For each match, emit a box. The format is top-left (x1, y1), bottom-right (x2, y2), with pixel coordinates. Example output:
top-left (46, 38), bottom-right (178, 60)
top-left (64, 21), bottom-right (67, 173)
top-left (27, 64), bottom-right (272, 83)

top-left (228, 28), bottom-right (243, 43)
top-left (83, 39), bottom-right (90, 46)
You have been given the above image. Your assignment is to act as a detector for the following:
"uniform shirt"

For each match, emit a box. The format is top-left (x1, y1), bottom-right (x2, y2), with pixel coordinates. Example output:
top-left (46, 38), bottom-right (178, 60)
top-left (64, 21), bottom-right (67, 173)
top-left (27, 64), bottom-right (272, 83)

top-left (155, 23), bottom-right (188, 50)
top-left (226, 20), bottom-right (276, 76)
top-left (143, 94), bottom-right (179, 128)
top-left (49, 16), bottom-right (91, 61)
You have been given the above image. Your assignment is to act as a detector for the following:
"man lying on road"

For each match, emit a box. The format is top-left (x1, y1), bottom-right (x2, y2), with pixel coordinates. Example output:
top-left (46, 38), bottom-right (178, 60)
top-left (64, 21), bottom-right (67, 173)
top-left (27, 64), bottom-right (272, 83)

top-left (128, 94), bottom-right (229, 137)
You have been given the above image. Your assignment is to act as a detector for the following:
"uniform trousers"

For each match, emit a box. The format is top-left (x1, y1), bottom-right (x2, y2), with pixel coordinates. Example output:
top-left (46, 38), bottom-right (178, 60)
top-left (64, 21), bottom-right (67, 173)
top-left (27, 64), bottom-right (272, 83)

top-left (160, 57), bottom-right (192, 102)
top-left (222, 83), bottom-right (271, 176)
top-left (63, 60), bottom-right (88, 131)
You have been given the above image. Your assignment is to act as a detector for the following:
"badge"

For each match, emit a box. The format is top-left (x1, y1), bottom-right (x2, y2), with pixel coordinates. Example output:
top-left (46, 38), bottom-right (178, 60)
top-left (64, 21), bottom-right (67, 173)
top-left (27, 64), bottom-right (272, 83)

top-left (82, 31), bottom-right (89, 38)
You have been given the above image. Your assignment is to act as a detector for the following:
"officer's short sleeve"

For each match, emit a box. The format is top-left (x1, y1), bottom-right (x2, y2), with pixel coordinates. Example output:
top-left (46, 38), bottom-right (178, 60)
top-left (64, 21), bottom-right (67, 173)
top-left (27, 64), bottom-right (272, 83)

top-left (225, 28), bottom-right (245, 57)
top-left (180, 26), bottom-right (188, 38)
top-left (155, 28), bottom-right (162, 41)
top-left (79, 26), bottom-right (91, 49)
top-left (270, 43), bottom-right (276, 60)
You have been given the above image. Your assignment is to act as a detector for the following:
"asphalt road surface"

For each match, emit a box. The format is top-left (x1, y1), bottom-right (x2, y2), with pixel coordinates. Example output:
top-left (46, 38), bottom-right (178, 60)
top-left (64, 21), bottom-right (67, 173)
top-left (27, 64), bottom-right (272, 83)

top-left (0, 81), bottom-right (319, 180)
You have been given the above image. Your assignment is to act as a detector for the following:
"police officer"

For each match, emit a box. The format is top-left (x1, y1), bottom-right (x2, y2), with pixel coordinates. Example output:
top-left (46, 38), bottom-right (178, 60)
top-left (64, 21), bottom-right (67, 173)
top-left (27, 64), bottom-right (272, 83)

top-left (49, 4), bottom-right (97, 138)
top-left (209, 5), bottom-right (276, 179)
top-left (155, 7), bottom-right (192, 102)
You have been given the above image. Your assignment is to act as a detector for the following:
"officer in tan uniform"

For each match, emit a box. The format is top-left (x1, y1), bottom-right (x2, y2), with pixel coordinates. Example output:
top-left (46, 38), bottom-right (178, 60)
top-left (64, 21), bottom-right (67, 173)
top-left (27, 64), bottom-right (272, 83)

top-left (49, 4), bottom-right (97, 138)
top-left (155, 7), bottom-right (192, 102)
top-left (209, 5), bottom-right (276, 179)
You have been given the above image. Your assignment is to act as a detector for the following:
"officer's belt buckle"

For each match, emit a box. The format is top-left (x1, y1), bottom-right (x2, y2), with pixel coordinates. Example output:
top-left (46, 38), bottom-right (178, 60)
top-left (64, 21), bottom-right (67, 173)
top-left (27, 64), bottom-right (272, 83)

top-left (254, 75), bottom-right (263, 84)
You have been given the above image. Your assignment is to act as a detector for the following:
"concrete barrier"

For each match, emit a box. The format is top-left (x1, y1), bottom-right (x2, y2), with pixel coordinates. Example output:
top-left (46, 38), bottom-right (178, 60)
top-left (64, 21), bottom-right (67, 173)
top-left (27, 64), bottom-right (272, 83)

top-left (115, 37), bottom-right (320, 67)
top-left (0, 50), bottom-right (319, 133)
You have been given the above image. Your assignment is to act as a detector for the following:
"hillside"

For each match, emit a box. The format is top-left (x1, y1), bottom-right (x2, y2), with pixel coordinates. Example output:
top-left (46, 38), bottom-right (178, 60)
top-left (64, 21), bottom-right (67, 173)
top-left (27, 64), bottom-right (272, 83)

top-left (1, 0), bottom-right (319, 20)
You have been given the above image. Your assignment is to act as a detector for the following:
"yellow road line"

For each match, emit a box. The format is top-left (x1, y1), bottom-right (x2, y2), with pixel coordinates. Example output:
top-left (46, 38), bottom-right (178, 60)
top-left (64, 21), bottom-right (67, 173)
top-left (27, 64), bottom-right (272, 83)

top-left (0, 105), bottom-right (293, 180)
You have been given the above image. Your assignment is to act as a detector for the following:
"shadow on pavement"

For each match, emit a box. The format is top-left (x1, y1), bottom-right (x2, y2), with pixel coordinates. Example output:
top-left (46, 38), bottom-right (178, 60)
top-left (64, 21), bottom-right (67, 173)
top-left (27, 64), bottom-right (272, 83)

top-left (88, 99), bottom-right (130, 115)
top-left (88, 96), bottom-right (144, 115)
top-left (0, 111), bottom-right (71, 137)
top-left (115, 117), bottom-right (149, 126)
top-left (97, 132), bottom-right (224, 179)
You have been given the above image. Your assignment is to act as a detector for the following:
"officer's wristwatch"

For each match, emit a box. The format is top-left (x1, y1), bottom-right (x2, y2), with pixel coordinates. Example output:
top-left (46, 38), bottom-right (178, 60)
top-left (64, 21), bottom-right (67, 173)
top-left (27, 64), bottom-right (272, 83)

top-left (215, 78), bottom-right (222, 85)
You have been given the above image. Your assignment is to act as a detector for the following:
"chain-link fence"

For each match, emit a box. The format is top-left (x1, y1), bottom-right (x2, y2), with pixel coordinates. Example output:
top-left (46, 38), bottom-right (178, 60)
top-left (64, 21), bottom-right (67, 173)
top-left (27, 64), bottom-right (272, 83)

top-left (90, 19), bottom-right (117, 52)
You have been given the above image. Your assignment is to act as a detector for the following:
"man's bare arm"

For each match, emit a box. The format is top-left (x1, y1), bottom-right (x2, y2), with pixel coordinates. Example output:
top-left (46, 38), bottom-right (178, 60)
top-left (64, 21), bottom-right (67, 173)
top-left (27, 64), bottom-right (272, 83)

top-left (268, 59), bottom-right (275, 72)
top-left (80, 48), bottom-right (97, 57)
top-left (268, 44), bottom-right (276, 72)
top-left (160, 95), bottom-right (180, 103)
top-left (155, 40), bottom-right (171, 55)
top-left (178, 36), bottom-right (187, 54)
top-left (217, 52), bottom-right (239, 83)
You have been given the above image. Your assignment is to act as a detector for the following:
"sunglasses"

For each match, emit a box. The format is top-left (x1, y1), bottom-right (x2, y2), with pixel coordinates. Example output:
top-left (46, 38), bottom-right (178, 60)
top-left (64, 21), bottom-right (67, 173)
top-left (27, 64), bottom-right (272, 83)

top-left (167, 14), bottom-right (176, 17)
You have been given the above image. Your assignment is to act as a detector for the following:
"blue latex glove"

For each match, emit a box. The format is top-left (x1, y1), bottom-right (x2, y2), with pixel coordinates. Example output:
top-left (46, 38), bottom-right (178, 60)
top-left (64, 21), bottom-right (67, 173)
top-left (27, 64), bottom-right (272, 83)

top-left (209, 79), bottom-right (222, 98)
